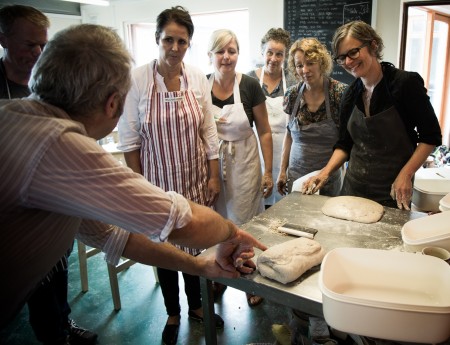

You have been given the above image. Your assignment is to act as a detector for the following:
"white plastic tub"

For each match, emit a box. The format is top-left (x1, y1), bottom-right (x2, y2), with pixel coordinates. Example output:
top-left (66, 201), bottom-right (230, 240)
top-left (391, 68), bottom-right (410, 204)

top-left (319, 248), bottom-right (450, 344)
top-left (412, 168), bottom-right (450, 212)
top-left (440, 192), bottom-right (450, 211)
top-left (401, 211), bottom-right (450, 252)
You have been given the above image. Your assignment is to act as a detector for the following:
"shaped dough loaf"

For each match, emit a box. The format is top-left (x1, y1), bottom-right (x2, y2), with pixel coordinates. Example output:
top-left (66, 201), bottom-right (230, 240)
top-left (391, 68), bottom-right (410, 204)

top-left (321, 196), bottom-right (384, 224)
top-left (257, 237), bottom-right (326, 284)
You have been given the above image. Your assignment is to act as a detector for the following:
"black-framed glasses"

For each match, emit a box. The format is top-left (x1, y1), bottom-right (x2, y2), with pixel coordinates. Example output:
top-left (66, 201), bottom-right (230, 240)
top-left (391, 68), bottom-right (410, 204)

top-left (334, 43), bottom-right (369, 65)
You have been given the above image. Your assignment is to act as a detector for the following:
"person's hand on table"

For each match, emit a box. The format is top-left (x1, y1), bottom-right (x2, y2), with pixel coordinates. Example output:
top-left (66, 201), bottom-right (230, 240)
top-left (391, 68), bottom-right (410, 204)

top-left (390, 173), bottom-right (413, 210)
top-left (215, 221), bottom-right (267, 275)
top-left (261, 172), bottom-right (273, 198)
top-left (301, 172), bottom-right (329, 194)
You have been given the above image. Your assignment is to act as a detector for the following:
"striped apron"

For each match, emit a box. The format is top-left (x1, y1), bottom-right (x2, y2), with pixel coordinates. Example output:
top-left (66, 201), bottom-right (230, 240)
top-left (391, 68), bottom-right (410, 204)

top-left (140, 60), bottom-right (208, 255)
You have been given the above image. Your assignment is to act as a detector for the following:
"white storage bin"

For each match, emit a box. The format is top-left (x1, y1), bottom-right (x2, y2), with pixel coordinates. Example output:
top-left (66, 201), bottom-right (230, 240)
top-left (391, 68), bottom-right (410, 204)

top-left (412, 167), bottom-right (450, 212)
top-left (319, 248), bottom-right (450, 344)
top-left (401, 211), bottom-right (450, 252)
top-left (440, 192), bottom-right (450, 211)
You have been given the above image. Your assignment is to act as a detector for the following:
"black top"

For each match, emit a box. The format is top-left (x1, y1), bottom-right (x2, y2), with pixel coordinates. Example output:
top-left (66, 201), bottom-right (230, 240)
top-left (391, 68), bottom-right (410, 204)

top-left (335, 62), bottom-right (442, 153)
top-left (0, 60), bottom-right (30, 99)
top-left (208, 74), bottom-right (266, 127)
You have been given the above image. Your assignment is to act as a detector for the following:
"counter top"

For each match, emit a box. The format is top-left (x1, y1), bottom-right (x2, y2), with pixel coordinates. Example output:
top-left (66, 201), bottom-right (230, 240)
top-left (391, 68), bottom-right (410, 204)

top-left (200, 192), bottom-right (427, 345)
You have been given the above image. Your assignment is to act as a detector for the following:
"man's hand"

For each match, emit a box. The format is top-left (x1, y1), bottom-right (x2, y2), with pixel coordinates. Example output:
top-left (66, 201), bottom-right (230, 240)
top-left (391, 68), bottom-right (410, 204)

top-left (215, 222), bottom-right (267, 274)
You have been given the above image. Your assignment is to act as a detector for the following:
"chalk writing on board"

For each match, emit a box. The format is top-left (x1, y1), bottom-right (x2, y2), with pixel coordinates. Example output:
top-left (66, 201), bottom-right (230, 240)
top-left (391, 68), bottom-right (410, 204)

top-left (343, 2), bottom-right (371, 22)
top-left (284, 0), bottom-right (372, 84)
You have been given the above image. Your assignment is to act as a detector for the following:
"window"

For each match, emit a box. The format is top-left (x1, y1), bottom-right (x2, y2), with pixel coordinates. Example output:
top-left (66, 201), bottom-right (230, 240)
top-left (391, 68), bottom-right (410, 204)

top-left (126, 9), bottom-right (250, 74)
top-left (402, 4), bottom-right (450, 146)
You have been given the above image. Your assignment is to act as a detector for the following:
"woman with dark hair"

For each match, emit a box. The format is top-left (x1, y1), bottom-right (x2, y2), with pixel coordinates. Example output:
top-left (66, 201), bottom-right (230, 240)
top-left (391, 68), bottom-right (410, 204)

top-left (247, 28), bottom-right (296, 207)
top-left (302, 21), bottom-right (442, 209)
top-left (118, 6), bottom-right (223, 345)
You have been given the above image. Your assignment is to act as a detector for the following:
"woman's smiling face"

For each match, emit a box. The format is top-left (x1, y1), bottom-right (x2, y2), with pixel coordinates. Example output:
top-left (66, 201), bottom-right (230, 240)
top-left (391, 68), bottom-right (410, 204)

top-left (336, 36), bottom-right (375, 79)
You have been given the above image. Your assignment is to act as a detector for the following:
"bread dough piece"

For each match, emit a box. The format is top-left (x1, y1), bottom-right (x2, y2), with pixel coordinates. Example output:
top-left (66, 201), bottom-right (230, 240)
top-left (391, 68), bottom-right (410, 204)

top-left (257, 237), bottom-right (326, 284)
top-left (321, 196), bottom-right (384, 223)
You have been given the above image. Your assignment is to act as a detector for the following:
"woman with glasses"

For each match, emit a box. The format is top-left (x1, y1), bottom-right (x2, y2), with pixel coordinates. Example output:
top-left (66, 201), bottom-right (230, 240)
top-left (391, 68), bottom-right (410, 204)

top-left (277, 38), bottom-right (347, 197)
top-left (247, 28), bottom-right (296, 208)
top-left (117, 6), bottom-right (223, 345)
top-left (302, 20), bottom-right (441, 209)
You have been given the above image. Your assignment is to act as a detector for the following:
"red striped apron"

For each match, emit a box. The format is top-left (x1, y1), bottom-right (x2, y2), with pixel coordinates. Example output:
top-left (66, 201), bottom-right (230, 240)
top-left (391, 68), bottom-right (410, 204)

top-left (140, 60), bottom-right (208, 254)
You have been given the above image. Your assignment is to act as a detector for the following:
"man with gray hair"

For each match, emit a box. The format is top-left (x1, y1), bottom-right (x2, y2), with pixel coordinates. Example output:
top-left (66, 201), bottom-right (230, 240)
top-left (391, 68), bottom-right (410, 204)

top-left (0, 22), bottom-right (266, 341)
top-left (0, 5), bottom-right (97, 344)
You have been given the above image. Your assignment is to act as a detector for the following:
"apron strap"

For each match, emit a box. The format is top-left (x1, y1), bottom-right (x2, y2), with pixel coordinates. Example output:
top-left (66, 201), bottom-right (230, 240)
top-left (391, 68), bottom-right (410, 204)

top-left (209, 73), bottom-right (241, 104)
top-left (152, 59), bottom-right (188, 91)
top-left (291, 77), bottom-right (331, 121)
top-left (259, 67), bottom-right (287, 94)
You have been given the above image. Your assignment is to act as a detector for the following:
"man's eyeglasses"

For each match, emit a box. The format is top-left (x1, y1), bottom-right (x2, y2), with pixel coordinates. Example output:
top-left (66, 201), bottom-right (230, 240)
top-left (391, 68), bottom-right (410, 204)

top-left (334, 43), bottom-right (369, 65)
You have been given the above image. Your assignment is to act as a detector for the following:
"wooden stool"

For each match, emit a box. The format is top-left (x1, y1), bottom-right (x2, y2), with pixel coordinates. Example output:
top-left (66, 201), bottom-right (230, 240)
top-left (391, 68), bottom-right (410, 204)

top-left (76, 241), bottom-right (159, 311)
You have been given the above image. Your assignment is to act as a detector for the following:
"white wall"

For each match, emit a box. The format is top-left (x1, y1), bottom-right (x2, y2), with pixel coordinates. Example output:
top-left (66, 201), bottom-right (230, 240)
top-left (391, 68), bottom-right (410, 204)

top-left (80, 0), bottom-right (284, 69)
top-left (79, 0), bottom-right (438, 68)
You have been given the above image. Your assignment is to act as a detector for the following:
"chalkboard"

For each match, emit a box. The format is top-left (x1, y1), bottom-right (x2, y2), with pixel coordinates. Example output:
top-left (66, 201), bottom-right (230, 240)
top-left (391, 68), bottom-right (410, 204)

top-left (284, 0), bottom-right (372, 85)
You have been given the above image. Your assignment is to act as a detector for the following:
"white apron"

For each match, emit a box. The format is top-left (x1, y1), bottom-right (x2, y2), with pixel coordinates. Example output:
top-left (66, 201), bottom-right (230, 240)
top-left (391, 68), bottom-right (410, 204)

top-left (258, 68), bottom-right (287, 205)
top-left (209, 74), bottom-right (264, 226)
top-left (140, 60), bottom-right (208, 255)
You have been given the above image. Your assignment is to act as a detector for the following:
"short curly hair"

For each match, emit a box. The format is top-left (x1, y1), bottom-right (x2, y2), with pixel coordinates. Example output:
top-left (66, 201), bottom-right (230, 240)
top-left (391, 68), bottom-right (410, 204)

top-left (287, 38), bottom-right (333, 80)
top-left (261, 27), bottom-right (291, 52)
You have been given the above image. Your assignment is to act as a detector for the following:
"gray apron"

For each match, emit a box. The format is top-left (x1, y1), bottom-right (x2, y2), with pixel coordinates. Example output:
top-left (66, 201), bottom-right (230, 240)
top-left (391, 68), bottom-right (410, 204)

top-left (340, 90), bottom-right (414, 206)
top-left (287, 78), bottom-right (342, 196)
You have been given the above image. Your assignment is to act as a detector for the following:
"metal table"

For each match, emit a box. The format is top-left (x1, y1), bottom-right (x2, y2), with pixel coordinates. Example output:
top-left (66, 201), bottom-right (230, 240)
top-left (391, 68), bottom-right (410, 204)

top-left (200, 193), bottom-right (427, 345)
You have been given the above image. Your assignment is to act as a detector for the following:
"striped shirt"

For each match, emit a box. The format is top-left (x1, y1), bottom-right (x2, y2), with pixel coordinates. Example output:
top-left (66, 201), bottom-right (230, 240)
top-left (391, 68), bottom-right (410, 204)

top-left (0, 97), bottom-right (192, 326)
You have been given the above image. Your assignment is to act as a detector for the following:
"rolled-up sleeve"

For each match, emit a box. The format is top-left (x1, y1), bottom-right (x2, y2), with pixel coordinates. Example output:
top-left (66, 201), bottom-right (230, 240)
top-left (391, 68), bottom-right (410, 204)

top-left (29, 132), bottom-right (193, 263)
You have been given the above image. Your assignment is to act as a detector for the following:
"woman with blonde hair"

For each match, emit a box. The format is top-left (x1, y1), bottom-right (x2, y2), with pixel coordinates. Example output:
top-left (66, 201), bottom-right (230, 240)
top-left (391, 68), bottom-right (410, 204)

top-left (277, 37), bottom-right (347, 196)
top-left (207, 29), bottom-right (273, 307)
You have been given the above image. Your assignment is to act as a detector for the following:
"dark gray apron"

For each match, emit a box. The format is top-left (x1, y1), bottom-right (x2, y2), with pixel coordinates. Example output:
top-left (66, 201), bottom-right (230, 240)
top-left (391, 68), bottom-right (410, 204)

top-left (340, 92), bottom-right (414, 206)
top-left (287, 78), bottom-right (342, 196)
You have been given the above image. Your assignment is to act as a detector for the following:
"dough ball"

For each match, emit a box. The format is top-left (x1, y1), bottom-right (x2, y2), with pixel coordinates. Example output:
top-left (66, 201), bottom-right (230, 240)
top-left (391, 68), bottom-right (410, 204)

top-left (321, 196), bottom-right (384, 223)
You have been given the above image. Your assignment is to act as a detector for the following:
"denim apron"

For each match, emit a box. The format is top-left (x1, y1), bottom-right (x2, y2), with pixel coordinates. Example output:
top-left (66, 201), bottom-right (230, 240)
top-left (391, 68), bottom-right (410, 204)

top-left (287, 78), bottom-right (342, 196)
top-left (341, 82), bottom-right (413, 205)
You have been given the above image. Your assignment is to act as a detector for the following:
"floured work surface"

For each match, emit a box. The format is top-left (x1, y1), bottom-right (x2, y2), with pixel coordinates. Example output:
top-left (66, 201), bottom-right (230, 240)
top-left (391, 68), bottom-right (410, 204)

top-left (245, 193), bottom-right (426, 255)
top-left (201, 193), bottom-right (427, 319)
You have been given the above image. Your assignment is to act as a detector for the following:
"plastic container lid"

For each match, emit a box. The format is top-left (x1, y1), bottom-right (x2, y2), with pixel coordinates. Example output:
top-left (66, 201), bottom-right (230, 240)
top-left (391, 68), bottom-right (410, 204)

top-left (413, 179), bottom-right (450, 194)
top-left (413, 168), bottom-right (450, 194)
top-left (401, 212), bottom-right (450, 244)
